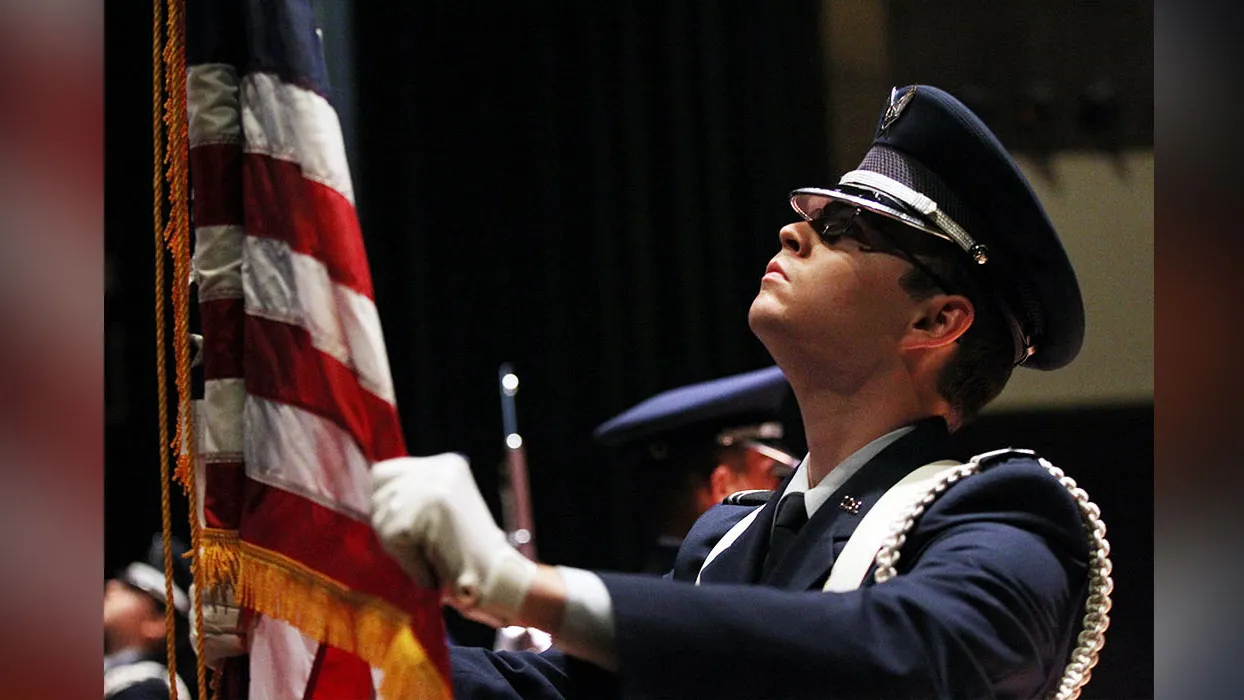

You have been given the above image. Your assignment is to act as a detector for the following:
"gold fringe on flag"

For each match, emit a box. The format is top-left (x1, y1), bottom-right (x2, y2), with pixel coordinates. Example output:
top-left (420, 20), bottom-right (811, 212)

top-left (196, 528), bottom-right (243, 591)
top-left (235, 543), bottom-right (452, 700)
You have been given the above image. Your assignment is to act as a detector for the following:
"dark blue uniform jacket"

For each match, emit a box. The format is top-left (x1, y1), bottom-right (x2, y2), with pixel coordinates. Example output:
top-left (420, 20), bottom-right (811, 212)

top-left (451, 418), bottom-right (1090, 699)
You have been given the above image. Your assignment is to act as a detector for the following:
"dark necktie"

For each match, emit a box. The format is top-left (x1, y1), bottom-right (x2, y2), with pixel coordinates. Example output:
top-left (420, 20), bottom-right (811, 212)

top-left (761, 491), bottom-right (808, 577)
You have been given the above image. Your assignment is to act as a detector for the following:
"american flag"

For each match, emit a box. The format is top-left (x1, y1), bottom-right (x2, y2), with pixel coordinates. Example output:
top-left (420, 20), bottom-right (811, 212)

top-left (185, 1), bottom-right (451, 697)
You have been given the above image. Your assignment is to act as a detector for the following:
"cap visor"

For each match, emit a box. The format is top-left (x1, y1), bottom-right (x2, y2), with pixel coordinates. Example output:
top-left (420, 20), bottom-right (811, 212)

top-left (790, 186), bottom-right (949, 241)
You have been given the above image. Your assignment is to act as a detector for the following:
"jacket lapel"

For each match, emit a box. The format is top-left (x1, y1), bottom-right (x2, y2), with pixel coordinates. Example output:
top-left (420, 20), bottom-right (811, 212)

top-left (763, 418), bottom-right (953, 590)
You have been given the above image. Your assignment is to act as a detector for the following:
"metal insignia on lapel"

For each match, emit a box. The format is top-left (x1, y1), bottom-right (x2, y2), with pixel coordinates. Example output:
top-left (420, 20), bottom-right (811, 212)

top-left (879, 86), bottom-right (916, 134)
top-left (838, 495), bottom-right (862, 515)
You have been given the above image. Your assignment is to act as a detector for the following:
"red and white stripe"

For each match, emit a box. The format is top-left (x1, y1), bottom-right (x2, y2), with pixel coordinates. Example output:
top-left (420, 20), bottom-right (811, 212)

top-left (189, 61), bottom-right (247, 535)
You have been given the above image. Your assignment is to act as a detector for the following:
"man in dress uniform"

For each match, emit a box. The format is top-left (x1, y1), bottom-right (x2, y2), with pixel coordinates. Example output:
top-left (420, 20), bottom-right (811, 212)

top-left (104, 534), bottom-right (194, 700)
top-left (593, 365), bottom-right (798, 575)
top-left (365, 84), bottom-right (1100, 699)
top-left (207, 84), bottom-right (1103, 698)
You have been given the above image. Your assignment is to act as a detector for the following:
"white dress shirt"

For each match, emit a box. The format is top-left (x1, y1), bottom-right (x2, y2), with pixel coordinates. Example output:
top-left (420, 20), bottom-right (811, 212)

top-left (777, 425), bottom-right (915, 519)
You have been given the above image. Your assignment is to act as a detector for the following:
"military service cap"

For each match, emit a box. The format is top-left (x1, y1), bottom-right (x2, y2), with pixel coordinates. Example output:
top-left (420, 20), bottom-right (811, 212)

top-left (117, 534), bottom-right (193, 616)
top-left (594, 365), bottom-right (796, 468)
top-left (790, 85), bottom-right (1084, 370)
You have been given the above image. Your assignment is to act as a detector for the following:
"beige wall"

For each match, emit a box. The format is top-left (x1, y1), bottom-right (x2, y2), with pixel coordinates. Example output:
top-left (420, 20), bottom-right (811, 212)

top-left (816, 0), bottom-right (1153, 411)
top-left (990, 151), bottom-right (1154, 410)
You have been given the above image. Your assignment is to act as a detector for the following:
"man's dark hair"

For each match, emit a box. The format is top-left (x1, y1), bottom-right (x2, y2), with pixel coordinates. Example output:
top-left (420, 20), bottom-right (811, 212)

top-left (895, 240), bottom-right (1015, 426)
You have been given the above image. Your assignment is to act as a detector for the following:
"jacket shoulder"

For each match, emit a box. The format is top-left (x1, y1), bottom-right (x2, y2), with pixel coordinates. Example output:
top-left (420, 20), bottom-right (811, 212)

top-left (912, 448), bottom-right (1090, 560)
top-left (669, 503), bottom-right (758, 581)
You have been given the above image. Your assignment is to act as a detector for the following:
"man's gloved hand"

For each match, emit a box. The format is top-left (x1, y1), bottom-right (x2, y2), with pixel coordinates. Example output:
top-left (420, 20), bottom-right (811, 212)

top-left (370, 453), bottom-right (537, 628)
top-left (188, 582), bottom-right (249, 669)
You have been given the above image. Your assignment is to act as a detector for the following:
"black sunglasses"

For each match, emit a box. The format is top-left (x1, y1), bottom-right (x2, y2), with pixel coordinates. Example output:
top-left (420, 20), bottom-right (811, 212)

top-left (808, 205), bottom-right (960, 295)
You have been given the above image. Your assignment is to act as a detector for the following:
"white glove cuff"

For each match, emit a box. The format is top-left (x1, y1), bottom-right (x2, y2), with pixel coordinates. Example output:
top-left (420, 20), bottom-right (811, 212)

top-left (475, 548), bottom-right (538, 626)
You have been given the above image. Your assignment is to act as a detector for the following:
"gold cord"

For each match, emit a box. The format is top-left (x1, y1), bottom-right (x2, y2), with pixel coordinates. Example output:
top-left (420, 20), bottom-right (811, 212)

top-left (152, 1), bottom-right (180, 697)
top-left (160, 0), bottom-right (208, 693)
top-left (156, 0), bottom-right (208, 696)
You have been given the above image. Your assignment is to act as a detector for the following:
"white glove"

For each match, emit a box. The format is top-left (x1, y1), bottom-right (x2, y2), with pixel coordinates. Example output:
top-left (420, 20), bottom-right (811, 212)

top-left (188, 583), bottom-right (249, 669)
top-left (370, 453), bottom-right (537, 628)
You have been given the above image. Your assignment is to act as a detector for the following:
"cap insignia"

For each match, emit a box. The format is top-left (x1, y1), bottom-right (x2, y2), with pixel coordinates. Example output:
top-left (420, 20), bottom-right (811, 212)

top-left (879, 86), bottom-right (916, 134)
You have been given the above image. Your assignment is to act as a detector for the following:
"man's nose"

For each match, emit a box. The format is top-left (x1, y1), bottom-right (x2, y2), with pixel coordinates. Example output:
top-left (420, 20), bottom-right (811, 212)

top-left (779, 222), bottom-right (811, 255)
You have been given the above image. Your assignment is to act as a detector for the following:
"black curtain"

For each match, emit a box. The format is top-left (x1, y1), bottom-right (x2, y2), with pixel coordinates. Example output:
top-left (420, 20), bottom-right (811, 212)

top-left (352, 1), bottom-right (831, 578)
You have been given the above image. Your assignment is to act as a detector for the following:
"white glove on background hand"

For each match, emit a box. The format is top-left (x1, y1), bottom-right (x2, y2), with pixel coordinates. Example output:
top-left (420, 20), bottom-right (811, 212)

top-left (370, 453), bottom-right (537, 628)
top-left (188, 583), bottom-right (249, 669)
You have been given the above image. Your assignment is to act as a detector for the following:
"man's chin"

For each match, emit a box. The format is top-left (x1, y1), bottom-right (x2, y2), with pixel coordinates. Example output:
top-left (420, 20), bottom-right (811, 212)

top-left (748, 292), bottom-right (783, 325)
top-left (748, 297), bottom-right (789, 344)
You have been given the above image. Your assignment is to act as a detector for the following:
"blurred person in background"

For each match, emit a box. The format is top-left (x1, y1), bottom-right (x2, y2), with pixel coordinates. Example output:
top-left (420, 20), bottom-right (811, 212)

top-left (494, 366), bottom-right (799, 653)
top-left (593, 365), bottom-right (798, 575)
top-left (104, 534), bottom-right (194, 700)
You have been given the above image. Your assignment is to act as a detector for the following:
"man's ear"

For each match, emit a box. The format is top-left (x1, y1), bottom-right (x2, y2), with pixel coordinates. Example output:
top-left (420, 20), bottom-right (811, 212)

top-left (903, 294), bottom-right (974, 351)
top-left (708, 464), bottom-right (736, 503)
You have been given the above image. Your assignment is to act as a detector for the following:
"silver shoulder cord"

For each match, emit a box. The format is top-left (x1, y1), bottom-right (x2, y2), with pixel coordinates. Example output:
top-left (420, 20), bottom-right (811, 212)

top-left (871, 449), bottom-right (1113, 700)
